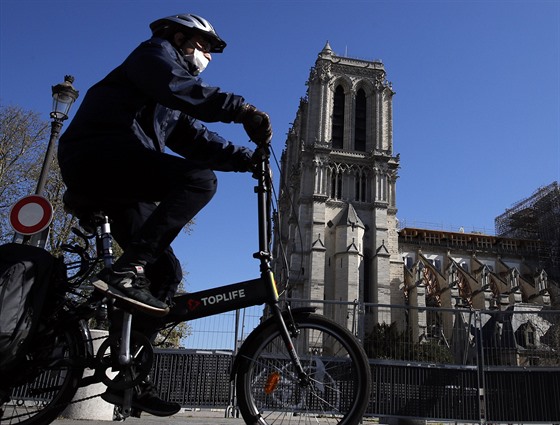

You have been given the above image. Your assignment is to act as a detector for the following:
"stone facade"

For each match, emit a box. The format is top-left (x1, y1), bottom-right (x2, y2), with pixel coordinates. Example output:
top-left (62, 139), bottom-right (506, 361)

top-left (273, 43), bottom-right (404, 332)
top-left (399, 227), bottom-right (556, 342)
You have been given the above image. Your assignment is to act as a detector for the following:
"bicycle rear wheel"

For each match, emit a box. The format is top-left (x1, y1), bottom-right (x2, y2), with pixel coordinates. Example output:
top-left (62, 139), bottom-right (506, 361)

top-left (235, 311), bottom-right (371, 425)
top-left (0, 325), bottom-right (86, 425)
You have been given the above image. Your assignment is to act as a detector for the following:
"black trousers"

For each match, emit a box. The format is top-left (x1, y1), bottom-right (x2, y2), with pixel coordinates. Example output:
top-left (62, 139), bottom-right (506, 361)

top-left (60, 143), bottom-right (217, 305)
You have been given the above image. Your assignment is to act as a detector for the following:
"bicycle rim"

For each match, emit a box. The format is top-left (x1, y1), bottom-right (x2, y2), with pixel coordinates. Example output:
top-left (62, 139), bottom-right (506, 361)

top-left (0, 327), bottom-right (85, 425)
top-left (236, 313), bottom-right (371, 425)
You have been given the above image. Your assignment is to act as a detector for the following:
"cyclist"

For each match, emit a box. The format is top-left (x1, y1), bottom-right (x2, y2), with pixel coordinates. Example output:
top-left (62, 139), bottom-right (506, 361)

top-left (57, 13), bottom-right (272, 417)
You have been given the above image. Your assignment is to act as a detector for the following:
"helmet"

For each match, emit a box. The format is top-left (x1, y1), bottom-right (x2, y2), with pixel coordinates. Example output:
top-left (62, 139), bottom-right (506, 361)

top-left (150, 14), bottom-right (227, 53)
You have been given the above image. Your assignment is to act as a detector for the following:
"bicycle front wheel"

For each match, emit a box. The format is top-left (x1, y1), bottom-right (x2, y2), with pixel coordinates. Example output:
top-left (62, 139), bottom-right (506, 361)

top-left (235, 311), bottom-right (371, 425)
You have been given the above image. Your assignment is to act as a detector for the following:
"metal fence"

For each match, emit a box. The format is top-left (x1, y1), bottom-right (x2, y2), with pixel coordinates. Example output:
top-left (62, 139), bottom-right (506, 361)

top-left (150, 301), bottom-right (560, 423)
top-left (152, 349), bottom-right (234, 408)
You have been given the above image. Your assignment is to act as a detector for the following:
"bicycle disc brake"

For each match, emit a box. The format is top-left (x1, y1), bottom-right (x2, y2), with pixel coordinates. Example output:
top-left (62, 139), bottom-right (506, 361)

top-left (95, 330), bottom-right (153, 390)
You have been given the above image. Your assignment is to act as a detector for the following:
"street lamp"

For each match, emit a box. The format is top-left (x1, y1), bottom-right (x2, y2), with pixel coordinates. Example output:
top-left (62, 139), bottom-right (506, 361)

top-left (35, 75), bottom-right (79, 195)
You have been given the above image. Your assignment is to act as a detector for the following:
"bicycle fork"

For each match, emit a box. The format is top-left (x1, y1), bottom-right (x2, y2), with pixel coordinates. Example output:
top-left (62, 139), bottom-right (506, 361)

top-left (270, 303), bottom-right (310, 387)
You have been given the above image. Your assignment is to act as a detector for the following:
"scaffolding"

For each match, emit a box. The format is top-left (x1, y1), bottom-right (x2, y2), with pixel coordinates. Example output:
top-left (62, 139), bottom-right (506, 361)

top-left (495, 182), bottom-right (560, 280)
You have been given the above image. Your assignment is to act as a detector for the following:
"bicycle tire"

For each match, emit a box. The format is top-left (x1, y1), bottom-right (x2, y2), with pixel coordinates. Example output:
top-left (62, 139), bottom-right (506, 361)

top-left (235, 311), bottom-right (371, 425)
top-left (0, 324), bottom-right (87, 425)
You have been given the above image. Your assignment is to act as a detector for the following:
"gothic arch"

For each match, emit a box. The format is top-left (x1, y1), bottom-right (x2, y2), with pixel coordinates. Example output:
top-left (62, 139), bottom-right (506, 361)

top-left (330, 77), bottom-right (352, 150)
top-left (331, 75), bottom-right (352, 93)
top-left (352, 166), bottom-right (369, 203)
top-left (354, 88), bottom-right (367, 152)
top-left (354, 79), bottom-right (375, 96)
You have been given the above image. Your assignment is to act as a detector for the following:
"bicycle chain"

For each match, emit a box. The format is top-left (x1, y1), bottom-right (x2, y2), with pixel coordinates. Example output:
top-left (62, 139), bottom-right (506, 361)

top-left (5, 391), bottom-right (107, 422)
top-left (7, 332), bottom-right (154, 422)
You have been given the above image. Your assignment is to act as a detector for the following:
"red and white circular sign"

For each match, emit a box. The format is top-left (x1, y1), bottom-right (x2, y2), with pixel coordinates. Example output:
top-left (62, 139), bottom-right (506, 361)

top-left (9, 195), bottom-right (54, 235)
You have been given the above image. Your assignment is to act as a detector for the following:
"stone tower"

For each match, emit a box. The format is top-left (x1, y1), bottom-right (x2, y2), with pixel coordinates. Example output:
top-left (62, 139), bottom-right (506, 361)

top-left (274, 43), bottom-right (404, 332)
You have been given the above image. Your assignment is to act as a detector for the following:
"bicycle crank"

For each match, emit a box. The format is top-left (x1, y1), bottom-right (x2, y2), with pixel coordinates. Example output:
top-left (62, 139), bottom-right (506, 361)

top-left (94, 330), bottom-right (153, 390)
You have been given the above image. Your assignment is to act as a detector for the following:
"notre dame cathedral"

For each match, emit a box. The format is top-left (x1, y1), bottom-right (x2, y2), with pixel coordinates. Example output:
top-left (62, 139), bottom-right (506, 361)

top-left (273, 42), bottom-right (405, 332)
top-left (273, 43), bottom-right (558, 344)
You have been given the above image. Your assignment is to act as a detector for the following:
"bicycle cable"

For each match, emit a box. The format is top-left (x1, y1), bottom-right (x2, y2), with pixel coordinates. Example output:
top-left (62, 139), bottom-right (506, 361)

top-left (269, 146), bottom-right (305, 297)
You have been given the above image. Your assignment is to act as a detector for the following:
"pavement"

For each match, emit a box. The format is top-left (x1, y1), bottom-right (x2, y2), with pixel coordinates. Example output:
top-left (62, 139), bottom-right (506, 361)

top-left (50, 412), bottom-right (438, 425)
top-left (52, 409), bottom-right (247, 425)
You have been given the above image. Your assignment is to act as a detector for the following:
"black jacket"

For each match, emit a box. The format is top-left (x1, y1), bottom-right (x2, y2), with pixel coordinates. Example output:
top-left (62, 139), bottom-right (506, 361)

top-left (58, 37), bottom-right (252, 171)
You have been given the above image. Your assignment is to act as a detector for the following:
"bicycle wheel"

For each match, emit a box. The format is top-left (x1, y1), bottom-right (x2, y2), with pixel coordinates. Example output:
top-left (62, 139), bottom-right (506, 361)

top-left (0, 324), bottom-right (87, 425)
top-left (236, 311), bottom-right (371, 425)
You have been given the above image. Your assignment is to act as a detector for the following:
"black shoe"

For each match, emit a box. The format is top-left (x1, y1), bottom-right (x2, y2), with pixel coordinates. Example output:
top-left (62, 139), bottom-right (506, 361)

top-left (92, 266), bottom-right (169, 317)
top-left (101, 381), bottom-right (181, 417)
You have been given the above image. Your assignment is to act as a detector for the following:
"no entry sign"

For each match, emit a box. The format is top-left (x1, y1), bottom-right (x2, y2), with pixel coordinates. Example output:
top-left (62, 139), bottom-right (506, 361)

top-left (9, 195), bottom-right (54, 235)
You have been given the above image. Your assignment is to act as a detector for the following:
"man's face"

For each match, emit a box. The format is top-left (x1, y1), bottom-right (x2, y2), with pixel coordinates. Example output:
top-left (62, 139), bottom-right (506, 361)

top-left (183, 34), bottom-right (212, 62)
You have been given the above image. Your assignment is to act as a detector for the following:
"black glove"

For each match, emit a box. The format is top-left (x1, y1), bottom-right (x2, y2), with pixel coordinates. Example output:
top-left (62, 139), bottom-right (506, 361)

top-left (234, 103), bottom-right (272, 145)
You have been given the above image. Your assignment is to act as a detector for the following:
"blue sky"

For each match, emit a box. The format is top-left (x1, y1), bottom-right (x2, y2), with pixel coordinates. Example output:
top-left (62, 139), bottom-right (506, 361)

top-left (1, 0), bottom-right (559, 294)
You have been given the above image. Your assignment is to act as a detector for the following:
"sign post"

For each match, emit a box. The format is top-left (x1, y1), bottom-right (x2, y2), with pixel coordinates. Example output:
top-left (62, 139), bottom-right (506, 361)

top-left (10, 195), bottom-right (54, 247)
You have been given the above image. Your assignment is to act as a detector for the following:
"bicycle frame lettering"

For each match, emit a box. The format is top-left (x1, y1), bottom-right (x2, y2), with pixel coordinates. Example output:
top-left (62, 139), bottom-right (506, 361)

top-left (166, 277), bottom-right (271, 323)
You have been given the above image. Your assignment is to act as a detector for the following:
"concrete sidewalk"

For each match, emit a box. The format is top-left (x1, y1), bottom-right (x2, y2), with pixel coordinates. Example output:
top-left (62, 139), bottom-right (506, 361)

top-left (52, 409), bottom-right (247, 424)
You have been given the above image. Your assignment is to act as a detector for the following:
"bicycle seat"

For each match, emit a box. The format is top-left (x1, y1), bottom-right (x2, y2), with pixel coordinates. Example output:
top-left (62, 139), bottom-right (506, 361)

top-left (63, 190), bottom-right (112, 232)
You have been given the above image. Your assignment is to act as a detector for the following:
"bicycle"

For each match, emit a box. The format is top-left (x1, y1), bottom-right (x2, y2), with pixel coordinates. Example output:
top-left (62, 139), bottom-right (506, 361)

top-left (0, 140), bottom-right (372, 425)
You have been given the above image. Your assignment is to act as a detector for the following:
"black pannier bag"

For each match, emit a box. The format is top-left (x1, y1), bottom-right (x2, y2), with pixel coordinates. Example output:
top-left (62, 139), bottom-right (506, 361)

top-left (0, 243), bottom-right (64, 376)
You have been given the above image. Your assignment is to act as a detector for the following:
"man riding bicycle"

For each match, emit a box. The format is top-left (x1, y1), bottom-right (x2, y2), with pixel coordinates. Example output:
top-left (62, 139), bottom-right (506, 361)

top-left (57, 13), bottom-right (272, 417)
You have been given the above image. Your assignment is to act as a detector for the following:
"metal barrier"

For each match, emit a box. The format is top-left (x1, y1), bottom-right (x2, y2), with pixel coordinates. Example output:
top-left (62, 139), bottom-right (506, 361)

top-left (151, 349), bottom-right (234, 408)
top-left (149, 301), bottom-right (560, 423)
top-left (484, 367), bottom-right (560, 422)
top-left (368, 362), bottom-right (479, 421)
top-left (10, 302), bottom-right (558, 422)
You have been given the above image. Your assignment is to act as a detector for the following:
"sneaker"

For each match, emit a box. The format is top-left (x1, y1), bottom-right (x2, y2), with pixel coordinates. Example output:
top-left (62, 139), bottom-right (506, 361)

top-left (92, 266), bottom-right (169, 317)
top-left (101, 381), bottom-right (181, 417)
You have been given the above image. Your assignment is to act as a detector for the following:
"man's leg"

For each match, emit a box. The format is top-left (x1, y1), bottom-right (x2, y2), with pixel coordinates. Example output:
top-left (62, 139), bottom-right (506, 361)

top-left (109, 202), bottom-right (183, 338)
top-left (62, 147), bottom-right (209, 414)
top-left (112, 166), bottom-right (217, 267)
top-left (109, 202), bottom-right (183, 299)
top-left (100, 204), bottom-right (184, 416)
top-left (80, 149), bottom-right (217, 314)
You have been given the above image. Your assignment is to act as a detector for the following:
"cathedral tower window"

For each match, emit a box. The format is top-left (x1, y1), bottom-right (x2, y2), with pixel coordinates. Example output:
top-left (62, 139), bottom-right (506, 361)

top-left (354, 169), bottom-right (367, 202)
top-left (330, 168), bottom-right (343, 200)
top-left (332, 85), bottom-right (345, 149)
top-left (354, 88), bottom-right (367, 151)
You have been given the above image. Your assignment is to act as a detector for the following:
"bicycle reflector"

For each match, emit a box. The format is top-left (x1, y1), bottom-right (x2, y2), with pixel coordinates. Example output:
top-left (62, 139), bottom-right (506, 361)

top-left (264, 371), bottom-right (281, 395)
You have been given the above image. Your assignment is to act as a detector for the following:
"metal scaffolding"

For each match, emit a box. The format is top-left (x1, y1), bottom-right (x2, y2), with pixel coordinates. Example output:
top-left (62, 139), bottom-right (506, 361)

top-left (495, 182), bottom-right (560, 279)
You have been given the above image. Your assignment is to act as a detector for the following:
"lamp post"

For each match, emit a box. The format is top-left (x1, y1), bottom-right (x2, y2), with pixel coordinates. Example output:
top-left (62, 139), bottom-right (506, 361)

top-left (35, 75), bottom-right (79, 195)
top-left (12, 76), bottom-right (79, 246)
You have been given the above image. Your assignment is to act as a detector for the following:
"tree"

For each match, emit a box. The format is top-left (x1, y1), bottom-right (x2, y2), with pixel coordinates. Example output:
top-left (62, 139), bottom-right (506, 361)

top-left (0, 104), bottom-right (49, 241)
top-left (155, 321), bottom-right (192, 349)
top-left (0, 103), bottom-right (81, 255)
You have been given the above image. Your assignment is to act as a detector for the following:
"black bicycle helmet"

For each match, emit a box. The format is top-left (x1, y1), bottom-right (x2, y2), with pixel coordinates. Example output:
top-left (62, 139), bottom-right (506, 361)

top-left (149, 13), bottom-right (227, 53)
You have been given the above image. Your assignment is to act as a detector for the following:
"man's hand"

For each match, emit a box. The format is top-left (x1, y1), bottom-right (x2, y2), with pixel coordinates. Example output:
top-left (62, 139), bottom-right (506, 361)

top-left (234, 103), bottom-right (272, 145)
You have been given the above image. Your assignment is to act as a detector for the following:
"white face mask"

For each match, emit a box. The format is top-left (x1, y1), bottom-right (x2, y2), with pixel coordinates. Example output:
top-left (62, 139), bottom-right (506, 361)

top-left (183, 48), bottom-right (209, 75)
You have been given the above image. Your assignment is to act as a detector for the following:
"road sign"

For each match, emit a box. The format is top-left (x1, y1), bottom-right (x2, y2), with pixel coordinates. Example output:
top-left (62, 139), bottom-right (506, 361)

top-left (9, 195), bottom-right (54, 235)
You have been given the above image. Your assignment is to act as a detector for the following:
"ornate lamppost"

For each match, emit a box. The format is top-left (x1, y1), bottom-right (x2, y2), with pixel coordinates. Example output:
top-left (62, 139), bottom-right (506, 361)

top-left (11, 76), bottom-right (79, 246)
top-left (35, 75), bottom-right (79, 195)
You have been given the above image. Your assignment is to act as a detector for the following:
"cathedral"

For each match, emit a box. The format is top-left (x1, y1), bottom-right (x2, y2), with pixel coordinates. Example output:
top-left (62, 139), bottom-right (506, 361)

top-left (273, 43), bottom-right (404, 332)
top-left (273, 44), bottom-right (557, 340)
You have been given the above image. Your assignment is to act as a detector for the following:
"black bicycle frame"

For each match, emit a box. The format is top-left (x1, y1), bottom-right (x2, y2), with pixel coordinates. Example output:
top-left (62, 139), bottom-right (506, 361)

top-left (165, 276), bottom-right (271, 322)
top-left (162, 144), bottom-right (279, 325)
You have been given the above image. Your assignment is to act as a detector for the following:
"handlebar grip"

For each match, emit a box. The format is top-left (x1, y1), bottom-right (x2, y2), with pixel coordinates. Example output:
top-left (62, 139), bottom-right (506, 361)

top-left (251, 115), bottom-right (271, 145)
